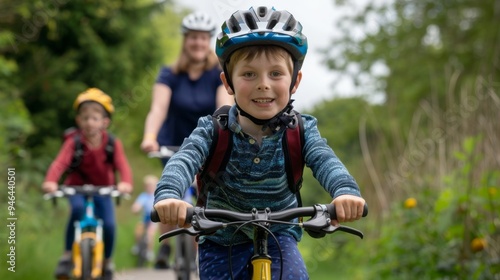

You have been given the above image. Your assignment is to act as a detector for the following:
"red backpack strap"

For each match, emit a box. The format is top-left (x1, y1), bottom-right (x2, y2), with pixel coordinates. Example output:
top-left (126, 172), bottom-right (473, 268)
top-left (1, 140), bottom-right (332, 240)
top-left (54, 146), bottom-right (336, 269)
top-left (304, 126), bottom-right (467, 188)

top-left (196, 105), bottom-right (232, 207)
top-left (283, 111), bottom-right (305, 206)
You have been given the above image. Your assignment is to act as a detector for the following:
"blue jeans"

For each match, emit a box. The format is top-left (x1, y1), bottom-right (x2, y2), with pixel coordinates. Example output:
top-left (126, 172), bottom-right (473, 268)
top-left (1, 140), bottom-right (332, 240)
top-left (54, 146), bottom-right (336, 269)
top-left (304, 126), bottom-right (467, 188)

top-left (198, 235), bottom-right (309, 280)
top-left (65, 195), bottom-right (115, 259)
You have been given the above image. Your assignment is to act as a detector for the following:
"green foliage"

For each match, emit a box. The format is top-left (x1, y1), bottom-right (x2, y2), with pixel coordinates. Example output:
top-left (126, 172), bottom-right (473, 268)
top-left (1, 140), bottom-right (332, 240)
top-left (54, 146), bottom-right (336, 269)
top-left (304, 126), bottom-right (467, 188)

top-left (4, 0), bottom-right (172, 153)
top-left (368, 137), bottom-right (499, 279)
top-left (327, 0), bottom-right (500, 125)
top-left (0, 93), bottom-right (34, 169)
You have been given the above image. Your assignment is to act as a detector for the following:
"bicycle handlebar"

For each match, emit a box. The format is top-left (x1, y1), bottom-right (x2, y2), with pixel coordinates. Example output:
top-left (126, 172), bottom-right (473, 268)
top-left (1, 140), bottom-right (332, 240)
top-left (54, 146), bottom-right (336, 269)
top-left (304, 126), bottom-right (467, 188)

top-left (151, 204), bottom-right (368, 240)
top-left (147, 146), bottom-right (180, 159)
top-left (43, 185), bottom-right (130, 205)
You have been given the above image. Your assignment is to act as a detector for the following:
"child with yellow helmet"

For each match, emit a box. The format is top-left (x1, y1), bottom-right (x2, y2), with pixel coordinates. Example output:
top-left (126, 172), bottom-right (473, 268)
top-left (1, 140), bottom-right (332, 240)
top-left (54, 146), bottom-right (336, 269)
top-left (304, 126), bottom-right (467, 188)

top-left (42, 88), bottom-right (133, 280)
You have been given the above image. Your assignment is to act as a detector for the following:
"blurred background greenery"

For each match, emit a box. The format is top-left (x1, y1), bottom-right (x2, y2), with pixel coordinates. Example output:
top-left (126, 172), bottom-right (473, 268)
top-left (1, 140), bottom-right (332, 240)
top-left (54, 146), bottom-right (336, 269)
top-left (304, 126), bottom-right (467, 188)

top-left (0, 0), bottom-right (498, 279)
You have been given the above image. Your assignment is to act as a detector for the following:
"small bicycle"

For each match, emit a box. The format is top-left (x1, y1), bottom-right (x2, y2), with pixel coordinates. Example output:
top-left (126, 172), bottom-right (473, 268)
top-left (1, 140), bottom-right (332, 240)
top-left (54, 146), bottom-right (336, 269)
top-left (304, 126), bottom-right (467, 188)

top-left (44, 185), bottom-right (128, 280)
top-left (151, 203), bottom-right (368, 280)
top-left (148, 146), bottom-right (197, 280)
top-left (134, 222), bottom-right (150, 267)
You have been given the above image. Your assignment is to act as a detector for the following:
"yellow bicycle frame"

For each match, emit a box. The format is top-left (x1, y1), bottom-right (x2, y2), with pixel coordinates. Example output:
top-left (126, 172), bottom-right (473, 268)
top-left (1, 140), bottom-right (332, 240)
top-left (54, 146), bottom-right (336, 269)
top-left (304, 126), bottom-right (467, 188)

top-left (251, 258), bottom-right (272, 280)
top-left (71, 229), bottom-right (104, 279)
top-left (72, 222), bottom-right (104, 279)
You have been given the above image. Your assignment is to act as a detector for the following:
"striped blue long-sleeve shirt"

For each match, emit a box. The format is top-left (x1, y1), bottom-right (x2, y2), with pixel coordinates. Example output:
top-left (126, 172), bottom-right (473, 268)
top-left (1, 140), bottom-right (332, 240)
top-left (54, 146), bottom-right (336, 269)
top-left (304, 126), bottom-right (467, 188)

top-left (155, 105), bottom-right (361, 245)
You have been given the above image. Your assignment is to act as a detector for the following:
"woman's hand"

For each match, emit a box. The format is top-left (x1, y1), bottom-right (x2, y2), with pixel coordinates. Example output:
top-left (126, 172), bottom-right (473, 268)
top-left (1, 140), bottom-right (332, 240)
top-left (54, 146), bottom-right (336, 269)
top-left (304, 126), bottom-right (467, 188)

top-left (140, 137), bottom-right (159, 153)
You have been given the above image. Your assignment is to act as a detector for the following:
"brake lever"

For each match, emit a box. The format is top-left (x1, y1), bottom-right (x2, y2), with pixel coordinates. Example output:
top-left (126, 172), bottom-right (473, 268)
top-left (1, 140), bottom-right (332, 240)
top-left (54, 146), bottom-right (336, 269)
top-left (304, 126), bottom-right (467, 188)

top-left (303, 204), bottom-right (364, 239)
top-left (191, 207), bottom-right (225, 233)
top-left (158, 227), bottom-right (201, 242)
top-left (323, 224), bottom-right (364, 239)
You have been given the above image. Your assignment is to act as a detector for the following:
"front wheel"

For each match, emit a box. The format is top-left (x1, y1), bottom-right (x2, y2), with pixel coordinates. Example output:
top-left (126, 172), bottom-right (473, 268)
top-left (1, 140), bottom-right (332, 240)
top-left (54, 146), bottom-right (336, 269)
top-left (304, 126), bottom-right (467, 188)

top-left (80, 238), bottom-right (94, 280)
top-left (175, 234), bottom-right (193, 280)
top-left (136, 233), bottom-right (149, 267)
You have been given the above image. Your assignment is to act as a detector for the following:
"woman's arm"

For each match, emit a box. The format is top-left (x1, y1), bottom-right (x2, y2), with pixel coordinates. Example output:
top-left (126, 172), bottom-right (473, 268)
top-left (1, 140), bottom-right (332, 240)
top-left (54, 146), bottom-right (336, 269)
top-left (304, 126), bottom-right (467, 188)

top-left (140, 83), bottom-right (172, 152)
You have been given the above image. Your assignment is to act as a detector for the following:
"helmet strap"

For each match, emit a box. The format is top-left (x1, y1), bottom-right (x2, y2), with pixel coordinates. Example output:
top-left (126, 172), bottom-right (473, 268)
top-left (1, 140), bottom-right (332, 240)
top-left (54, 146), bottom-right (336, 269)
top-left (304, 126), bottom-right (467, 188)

top-left (236, 100), bottom-right (296, 131)
top-left (289, 61), bottom-right (301, 92)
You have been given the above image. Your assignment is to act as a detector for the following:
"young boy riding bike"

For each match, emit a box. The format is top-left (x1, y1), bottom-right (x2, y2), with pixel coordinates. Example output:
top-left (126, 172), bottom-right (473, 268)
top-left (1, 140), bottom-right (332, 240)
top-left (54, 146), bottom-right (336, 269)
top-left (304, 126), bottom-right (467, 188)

top-left (42, 88), bottom-right (133, 280)
top-left (131, 174), bottom-right (159, 262)
top-left (153, 6), bottom-right (366, 279)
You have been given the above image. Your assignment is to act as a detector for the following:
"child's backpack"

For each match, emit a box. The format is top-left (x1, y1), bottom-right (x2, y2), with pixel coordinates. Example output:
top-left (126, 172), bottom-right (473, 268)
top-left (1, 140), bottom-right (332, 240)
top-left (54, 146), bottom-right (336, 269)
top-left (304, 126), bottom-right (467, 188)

top-left (63, 127), bottom-right (116, 175)
top-left (196, 105), bottom-right (305, 207)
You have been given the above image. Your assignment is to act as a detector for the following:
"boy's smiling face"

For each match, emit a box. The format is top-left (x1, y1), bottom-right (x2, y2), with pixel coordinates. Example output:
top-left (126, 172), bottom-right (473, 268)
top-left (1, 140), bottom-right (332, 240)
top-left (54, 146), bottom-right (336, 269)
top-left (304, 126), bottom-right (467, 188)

top-left (222, 47), bottom-right (302, 121)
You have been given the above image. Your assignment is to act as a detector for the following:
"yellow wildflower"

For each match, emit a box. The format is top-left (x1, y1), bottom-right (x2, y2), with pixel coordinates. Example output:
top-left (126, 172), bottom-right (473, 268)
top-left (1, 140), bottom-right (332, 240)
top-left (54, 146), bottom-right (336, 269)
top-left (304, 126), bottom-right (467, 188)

top-left (471, 238), bottom-right (487, 253)
top-left (404, 197), bottom-right (417, 209)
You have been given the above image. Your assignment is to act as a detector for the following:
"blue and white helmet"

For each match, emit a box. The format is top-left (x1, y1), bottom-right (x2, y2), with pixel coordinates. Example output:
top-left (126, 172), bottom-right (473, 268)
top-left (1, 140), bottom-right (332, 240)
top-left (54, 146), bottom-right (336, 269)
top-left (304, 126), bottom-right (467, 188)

top-left (215, 6), bottom-right (308, 71)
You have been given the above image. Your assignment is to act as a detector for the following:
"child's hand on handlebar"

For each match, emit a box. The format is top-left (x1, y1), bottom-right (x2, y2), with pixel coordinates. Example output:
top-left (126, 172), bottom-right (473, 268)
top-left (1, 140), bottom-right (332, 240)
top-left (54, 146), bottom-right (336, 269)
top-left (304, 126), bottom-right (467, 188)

top-left (331, 195), bottom-right (366, 224)
top-left (153, 198), bottom-right (193, 228)
top-left (117, 182), bottom-right (133, 194)
top-left (42, 181), bottom-right (58, 193)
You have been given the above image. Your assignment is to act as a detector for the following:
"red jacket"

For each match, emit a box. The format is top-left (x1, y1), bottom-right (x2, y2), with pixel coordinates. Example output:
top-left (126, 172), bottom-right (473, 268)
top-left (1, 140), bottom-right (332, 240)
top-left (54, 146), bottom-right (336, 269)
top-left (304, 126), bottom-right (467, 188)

top-left (45, 131), bottom-right (132, 185)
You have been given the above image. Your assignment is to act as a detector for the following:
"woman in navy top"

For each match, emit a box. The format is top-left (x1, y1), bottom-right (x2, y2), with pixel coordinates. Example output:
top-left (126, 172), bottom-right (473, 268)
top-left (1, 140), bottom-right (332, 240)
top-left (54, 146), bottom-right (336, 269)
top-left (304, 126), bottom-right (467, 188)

top-left (140, 11), bottom-right (233, 269)
top-left (141, 12), bottom-right (233, 154)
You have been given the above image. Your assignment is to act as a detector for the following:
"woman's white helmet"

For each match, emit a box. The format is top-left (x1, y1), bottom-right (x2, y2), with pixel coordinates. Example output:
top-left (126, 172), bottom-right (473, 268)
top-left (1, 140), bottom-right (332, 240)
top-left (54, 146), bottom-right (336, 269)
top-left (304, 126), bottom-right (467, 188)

top-left (181, 11), bottom-right (217, 36)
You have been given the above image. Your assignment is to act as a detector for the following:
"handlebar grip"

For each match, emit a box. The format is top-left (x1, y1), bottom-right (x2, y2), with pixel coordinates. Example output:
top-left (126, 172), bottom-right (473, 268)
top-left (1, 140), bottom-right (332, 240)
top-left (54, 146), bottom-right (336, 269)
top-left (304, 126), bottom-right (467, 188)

top-left (326, 203), bottom-right (368, 219)
top-left (150, 207), bottom-right (195, 224)
top-left (150, 208), bottom-right (160, 223)
top-left (186, 207), bottom-right (194, 224)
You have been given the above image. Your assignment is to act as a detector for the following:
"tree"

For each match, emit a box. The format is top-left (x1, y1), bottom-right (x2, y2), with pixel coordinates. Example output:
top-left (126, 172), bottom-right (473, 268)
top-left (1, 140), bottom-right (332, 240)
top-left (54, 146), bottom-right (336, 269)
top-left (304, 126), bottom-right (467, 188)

top-left (325, 0), bottom-right (500, 123)
top-left (3, 0), bottom-right (175, 154)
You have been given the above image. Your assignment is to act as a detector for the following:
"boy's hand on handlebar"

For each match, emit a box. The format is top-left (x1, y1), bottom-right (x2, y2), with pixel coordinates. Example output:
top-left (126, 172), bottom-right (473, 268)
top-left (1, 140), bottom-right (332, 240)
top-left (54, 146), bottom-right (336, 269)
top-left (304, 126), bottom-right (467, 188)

top-left (331, 195), bottom-right (366, 224)
top-left (42, 181), bottom-right (58, 193)
top-left (117, 182), bottom-right (133, 194)
top-left (153, 198), bottom-right (192, 228)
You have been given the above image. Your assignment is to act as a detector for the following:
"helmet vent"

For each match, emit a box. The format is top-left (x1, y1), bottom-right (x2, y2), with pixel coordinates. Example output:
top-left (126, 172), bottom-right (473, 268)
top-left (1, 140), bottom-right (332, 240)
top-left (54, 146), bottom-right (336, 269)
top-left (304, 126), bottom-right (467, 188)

top-left (228, 16), bottom-right (241, 32)
top-left (243, 11), bottom-right (258, 30)
top-left (283, 16), bottom-right (297, 31)
top-left (257, 6), bottom-right (267, 17)
top-left (267, 12), bottom-right (281, 29)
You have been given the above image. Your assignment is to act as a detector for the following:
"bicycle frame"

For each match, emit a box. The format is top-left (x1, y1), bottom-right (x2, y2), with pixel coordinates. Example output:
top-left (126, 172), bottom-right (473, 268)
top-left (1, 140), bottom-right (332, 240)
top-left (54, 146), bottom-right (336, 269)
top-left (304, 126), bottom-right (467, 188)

top-left (72, 194), bottom-right (104, 279)
top-left (135, 221), bottom-right (149, 267)
top-left (152, 204), bottom-right (368, 280)
top-left (45, 185), bottom-right (125, 280)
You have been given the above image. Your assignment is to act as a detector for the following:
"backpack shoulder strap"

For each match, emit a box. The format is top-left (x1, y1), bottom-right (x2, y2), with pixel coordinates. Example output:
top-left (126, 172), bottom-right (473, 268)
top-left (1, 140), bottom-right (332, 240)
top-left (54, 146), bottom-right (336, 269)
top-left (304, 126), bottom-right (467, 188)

top-left (283, 111), bottom-right (305, 207)
top-left (69, 134), bottom-right (84, 172)
top-left (64, 134), bottom-right (90, 182)
top-left (196, 105), bottom-right (232, 207)
top-left (105, 133), bottom-right (116, 164)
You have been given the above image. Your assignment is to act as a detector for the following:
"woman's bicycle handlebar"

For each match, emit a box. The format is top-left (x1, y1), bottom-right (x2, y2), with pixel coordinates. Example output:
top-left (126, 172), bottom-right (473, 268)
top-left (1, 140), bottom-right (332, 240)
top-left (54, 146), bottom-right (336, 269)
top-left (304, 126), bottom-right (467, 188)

top-left (151, 204), bottom-right (368, 240)
top-left (147, 146), bottom-right (180, 159)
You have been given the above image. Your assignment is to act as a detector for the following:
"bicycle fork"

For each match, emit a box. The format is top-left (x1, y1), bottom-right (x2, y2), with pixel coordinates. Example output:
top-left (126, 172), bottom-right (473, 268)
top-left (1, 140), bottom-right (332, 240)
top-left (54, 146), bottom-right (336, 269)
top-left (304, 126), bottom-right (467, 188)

top-left (251, 211), bottom-right (272, 280)
top-left (72, 221), bottom-right (104, 279)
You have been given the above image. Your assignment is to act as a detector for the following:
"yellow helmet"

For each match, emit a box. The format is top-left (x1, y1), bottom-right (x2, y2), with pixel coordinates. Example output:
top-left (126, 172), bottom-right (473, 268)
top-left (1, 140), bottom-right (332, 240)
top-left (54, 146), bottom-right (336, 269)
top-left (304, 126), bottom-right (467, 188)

top-left (73, 88), bottom-right (114, 115)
